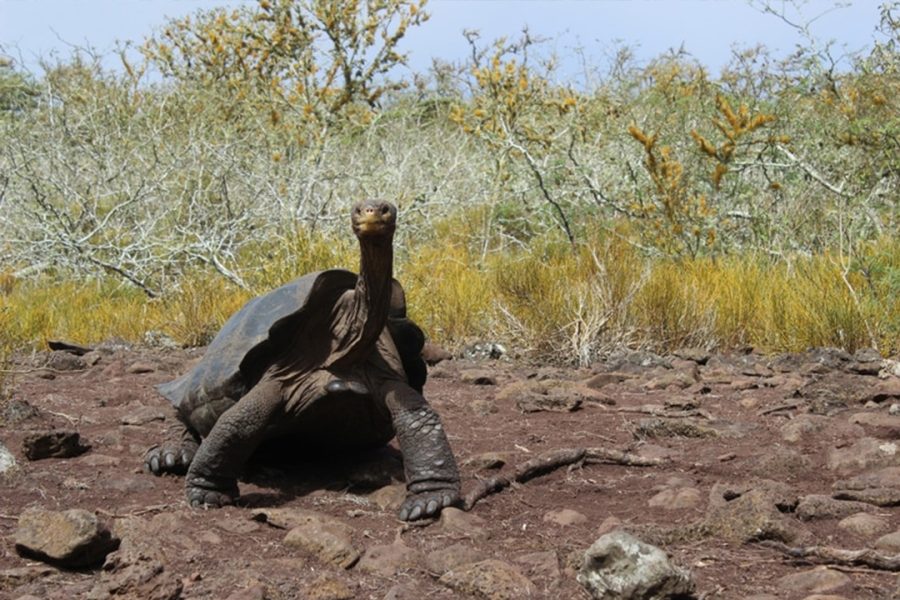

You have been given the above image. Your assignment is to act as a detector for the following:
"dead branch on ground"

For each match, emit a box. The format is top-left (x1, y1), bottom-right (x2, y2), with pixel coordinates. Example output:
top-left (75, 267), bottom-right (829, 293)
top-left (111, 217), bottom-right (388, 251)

top-left (760, 540), bottom-right (900, 571)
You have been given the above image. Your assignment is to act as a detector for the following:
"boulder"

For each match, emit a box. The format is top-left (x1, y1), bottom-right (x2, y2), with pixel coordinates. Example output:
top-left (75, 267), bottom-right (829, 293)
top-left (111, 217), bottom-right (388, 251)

top-left (15, 508), bottom-right (119, 568)
top-left (22, 430), bottom-right (90, 460)
top-left (577, 531), bottom-right (694, 600)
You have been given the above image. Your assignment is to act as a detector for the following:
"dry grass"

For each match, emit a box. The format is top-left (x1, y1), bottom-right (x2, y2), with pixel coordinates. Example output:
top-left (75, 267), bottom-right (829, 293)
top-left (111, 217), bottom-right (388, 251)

top-left (1, 230), bottom-right (897, 363)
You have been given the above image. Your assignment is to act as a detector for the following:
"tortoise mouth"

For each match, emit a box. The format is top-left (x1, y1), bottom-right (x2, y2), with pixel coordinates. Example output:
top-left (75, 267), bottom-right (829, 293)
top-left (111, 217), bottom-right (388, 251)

top-left (351, 200), bottom-right (397, 238)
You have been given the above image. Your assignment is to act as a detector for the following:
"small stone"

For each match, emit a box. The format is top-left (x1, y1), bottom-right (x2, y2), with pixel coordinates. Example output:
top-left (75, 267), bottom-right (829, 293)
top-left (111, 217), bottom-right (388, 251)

top-left (795, 495), bottom-right (875, 521)
top-left (673, 347), bottom-right (710, 364)
top-left (864, 379), bottom-right (900, 404)
top-left (635, 418), bottom-right (718, 439)
top-left (215, 516), bottom-right (261, 534)
top-left (827, 437), bottom-right (900, 473)
top-left (15, 508), bottom-right (119, 568)
top-left (469, 397), bottom-right (497, 416)
top-left (126, 361), bottom-right (157, 374)
top-left (439, 559), bottom-right (537, 600)
top-left (425, 543), bottom-right (486, 575)
top-left (647, 487), bottom-right (702, 510)
top-left (421, 342), bottom-right (453, 365)
top-left (577, 531), bottom-right (694, 600)
top-left (849, 412), bottom-right (900, 437)
top-left (78, 454), bottom-right (121, 467)
top-left (45, 351), bottom-right (87, 371)
top-left (369, 483), bottom-right (407, 512)
top-left (460, 369), bottom-right (497, 385)
top-left (854, 347), bottom-right (883, 363)
top-left (224, 584), bottom-right (267, 600)
top-left (837, 512), bottom-right (890, 537)
top-left (358, 541), bottom-right (418, 576)
top-left (543, 508), bottom-right (588, 526)
top-left (584, 372), bottom-right (635, 390)
top-left (497, 379), bottom-right (604, 413)
top-left (833, 466), bottom-right (900, 491)
top-left (88, 515), bottom-right (184, 600)
top-left (595, 516), bottom-right (623, 536)
top-left (514, 550), bottom-right (560, 580)
top-left (3, 399), bottom-right (40, 424)
top-left (440, 507), bottom-right (488, 539)
top-left (702, 485), bottom-right (805, 544)
top-left (0, 565), bottom-right (55, 587)
top-left (383, 584), bottom-right (424, 600)
top-left (875, 530), bottom-right (900, 553)
top-left (463, 452), bottom-right (507, 470)
top-left (730, 377), bottom-right (760, 391)
top-left (643, 367), bottom-right (698, 390)
top-left (302, 575), bottom-right (355, 600)
top-left (632, 444), bottom-right (680, 462)
top-left (0, 441), bottom-right (16, 474)
top-left (777, 567), bottom-right (849, 594)
top-left (120, 403), bottom-right (166, 426)
top-left (22, 430), bottom-right (90, 460)
top-left (282, 513), bottom-right (359, 569)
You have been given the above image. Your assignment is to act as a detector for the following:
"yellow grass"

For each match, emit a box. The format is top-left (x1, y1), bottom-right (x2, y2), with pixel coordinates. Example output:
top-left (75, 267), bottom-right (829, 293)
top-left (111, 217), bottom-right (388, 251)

top-left (1, 229), bottom-right (897, 365)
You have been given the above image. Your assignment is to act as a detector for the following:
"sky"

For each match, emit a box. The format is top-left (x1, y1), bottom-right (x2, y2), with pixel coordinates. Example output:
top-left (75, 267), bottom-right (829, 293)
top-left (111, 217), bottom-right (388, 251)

top-left (0, 1), bottom-right (887, 82)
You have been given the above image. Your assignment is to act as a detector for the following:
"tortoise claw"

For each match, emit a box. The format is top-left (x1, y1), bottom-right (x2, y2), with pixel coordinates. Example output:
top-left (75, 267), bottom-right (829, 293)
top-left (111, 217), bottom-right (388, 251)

top-left (144, 441), bottom-right (196, 476)
top-left (398, 488), bottom-right (460, 521)
top-left (185, 475), bottom-right (238, 508)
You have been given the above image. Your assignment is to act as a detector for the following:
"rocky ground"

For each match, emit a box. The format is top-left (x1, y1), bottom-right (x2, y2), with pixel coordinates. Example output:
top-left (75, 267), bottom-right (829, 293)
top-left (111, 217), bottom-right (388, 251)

top-left (3, 342), bottom-right (900, 599)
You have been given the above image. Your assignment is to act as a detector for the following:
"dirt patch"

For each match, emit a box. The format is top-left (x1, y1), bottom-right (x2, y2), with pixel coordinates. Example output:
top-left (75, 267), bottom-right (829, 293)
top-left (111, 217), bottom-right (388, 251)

top-left (1, 346), bottom-right (900, 598)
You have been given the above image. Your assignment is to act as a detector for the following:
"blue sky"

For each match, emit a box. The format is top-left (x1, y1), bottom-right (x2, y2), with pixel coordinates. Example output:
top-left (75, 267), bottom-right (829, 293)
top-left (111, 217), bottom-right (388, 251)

top-left (0, 1), bottom-right (885, 80)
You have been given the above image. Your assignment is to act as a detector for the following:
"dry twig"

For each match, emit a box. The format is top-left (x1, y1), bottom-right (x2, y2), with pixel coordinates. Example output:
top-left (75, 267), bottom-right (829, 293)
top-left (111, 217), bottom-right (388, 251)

top-left (463, 446), bottom-right (666, 511)
top-left (760, 540), bottom-right (900, 571)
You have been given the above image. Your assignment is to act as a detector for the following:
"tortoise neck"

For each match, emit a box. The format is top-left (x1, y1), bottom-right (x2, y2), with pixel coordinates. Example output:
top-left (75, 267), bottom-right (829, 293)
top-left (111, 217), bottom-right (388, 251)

top-left (329, 235), bottom-right (393, 367)
top-left (356, 236), bottom-right (394, 330)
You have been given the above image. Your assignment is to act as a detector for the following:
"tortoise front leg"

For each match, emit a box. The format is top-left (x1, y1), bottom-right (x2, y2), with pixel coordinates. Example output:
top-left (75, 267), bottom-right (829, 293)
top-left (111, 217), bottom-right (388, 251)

top-left (185, 377), bottom-right (284, 508)
top-left (382, 380), bottom-right (460, 521)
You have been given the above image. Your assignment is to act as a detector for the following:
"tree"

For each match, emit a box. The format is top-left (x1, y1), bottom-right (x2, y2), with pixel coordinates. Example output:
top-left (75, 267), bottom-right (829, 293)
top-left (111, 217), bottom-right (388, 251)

top-left (142, 0), bottom-right (429, 141)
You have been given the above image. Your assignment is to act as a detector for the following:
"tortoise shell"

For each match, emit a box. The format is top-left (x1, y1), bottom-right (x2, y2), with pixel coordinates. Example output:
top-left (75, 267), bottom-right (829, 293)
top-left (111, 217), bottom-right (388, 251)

top-left (157, 269), bottom-right (426, 434)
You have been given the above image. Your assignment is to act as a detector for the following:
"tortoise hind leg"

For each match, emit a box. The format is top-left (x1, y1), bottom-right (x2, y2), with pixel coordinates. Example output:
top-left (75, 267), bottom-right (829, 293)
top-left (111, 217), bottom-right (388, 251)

top-left (144, 421), bottom-right (200, 476)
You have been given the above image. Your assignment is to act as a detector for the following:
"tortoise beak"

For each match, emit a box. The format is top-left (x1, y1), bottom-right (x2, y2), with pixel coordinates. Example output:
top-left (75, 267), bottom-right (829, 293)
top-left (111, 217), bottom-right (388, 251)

top-left (352, 200), bottom-right (397, 238)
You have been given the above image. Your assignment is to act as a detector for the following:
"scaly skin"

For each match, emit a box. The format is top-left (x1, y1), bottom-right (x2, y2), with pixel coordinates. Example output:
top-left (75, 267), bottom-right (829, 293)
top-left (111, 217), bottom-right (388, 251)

top-left (183, 377), bottom-right (284, 507)
top-left (383, 380), bottom-right (460, 520)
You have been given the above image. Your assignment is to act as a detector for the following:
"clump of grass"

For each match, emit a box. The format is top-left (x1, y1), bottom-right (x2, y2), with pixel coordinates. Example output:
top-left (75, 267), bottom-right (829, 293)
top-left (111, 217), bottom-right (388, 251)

top-left (0, 279), bottom-right (162, 348)
top-left (631, 260), bottom-right (719, 352)
top-left (1, 231), bottom-right (897, 361)
top-left (0, 306), bottom-right (14, 409)
top-left (400, 243), bottom-right (495, 349)
top-left (160, 273), bottom-right (250, 347)
top-left (490, 234), bottom-right (642, 364)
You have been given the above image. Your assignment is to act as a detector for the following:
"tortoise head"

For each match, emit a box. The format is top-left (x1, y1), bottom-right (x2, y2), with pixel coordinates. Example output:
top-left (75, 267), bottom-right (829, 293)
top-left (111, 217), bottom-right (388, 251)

top-left (351, 200), bottom-right (397, 240)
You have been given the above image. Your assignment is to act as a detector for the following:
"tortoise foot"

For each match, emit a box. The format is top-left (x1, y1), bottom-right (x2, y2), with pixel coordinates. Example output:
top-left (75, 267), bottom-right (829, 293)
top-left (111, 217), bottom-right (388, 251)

top-left (398, 488), bottom-right (459, 521)
top-left (325, 378), bottom-right (369, 396)
top-left (144, 439), bottom-right (198, 476)
top-left (185, 475), bottom-right (239, 508)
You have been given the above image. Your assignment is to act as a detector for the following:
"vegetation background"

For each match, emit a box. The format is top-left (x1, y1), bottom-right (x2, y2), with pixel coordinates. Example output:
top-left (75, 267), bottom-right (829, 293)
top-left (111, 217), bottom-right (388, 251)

top-left (1, 0), bottom-right (898, 383)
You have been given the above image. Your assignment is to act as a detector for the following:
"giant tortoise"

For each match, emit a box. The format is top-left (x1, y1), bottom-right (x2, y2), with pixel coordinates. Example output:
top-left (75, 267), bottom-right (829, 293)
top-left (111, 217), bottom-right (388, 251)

top-left (145, 199), bottom-right (460, 521)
